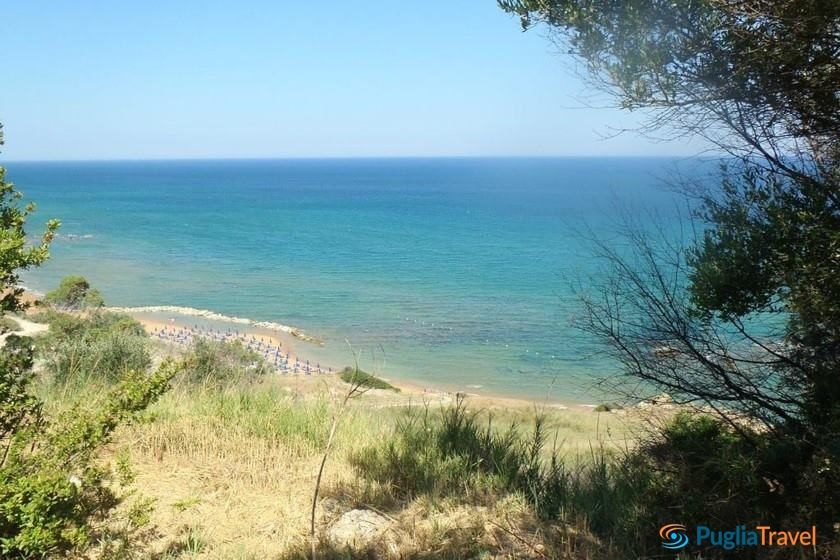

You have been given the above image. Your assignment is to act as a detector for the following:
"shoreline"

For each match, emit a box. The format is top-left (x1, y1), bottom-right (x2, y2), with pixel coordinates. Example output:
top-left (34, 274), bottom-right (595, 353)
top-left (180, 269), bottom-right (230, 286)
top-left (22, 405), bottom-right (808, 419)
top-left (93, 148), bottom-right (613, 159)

top-left (21, 289), bottom-right (600, 410)
top-left (108, 305), bottom-right (325, 345)
top-left (130, 312), bottom-right (597, 411)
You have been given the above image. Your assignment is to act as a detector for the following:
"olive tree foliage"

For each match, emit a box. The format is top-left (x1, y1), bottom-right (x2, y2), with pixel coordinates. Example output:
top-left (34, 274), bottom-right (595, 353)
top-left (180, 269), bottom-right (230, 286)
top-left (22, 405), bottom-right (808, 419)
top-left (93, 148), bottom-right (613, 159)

top-left (498, 1), bottom-right (840, 436)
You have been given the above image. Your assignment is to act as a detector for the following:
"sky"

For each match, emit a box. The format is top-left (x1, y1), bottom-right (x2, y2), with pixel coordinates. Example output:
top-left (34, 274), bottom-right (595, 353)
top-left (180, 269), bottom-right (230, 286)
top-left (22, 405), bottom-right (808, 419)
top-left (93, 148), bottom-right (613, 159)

top-left (2, 1), bottom-right (701, 160)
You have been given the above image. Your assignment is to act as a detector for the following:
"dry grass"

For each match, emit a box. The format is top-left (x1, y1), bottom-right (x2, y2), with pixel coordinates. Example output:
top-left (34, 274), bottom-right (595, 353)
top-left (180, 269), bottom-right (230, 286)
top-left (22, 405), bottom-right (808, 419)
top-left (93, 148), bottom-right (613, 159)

top-left (107, 379), bottom-right (389, 558)
top-left (84, 372), bottom-right (644, 559)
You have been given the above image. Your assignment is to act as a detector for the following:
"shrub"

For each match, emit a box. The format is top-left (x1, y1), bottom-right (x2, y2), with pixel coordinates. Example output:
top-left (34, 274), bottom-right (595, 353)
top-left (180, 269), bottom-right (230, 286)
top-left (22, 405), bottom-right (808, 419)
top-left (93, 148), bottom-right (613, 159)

top-left (44, 275), bottom-right (104, 310)
top-left (351, 403), bottom-right (483, 500)
top-left (339, 367), bottom-right (399, 392)
top-left (0, 316), bottom-right (18, 335)
top-left (0, 329), bottom-right (179, 558)
top-left (593, 402), bottom-right (623, 412)
top-left (180, 338), bottom-right (270, 386)
top-left (0, 132), bottom-right (174, 558)
top-left (0, 336), bottom-right (41, 449)
top-left (38, 311), bottom-right (151, 385)
top-left (569, 412), bottom-right (840, 558)
top-left (641, 414), bottom-right (769, 524)
top-left (37, 309), bottom-right (146, 340)
top-left (45, 332), bottom-right (152, 385)
top-left (619, 413), bottom-right (822, 557)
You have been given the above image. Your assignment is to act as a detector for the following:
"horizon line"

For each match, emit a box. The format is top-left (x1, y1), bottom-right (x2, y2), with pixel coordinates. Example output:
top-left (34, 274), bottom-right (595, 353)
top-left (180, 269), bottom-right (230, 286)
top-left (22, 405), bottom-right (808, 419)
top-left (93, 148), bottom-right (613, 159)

top-left (2, 153), bottom-right (714, 164)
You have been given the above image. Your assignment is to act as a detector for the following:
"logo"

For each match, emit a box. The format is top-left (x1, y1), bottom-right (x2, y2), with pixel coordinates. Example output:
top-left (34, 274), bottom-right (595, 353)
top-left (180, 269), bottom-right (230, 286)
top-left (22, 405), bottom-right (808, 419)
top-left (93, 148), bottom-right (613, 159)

top-left (660, 524), bottom-right (689, 550)
top-left (658, 524), bottom-right (817, 551)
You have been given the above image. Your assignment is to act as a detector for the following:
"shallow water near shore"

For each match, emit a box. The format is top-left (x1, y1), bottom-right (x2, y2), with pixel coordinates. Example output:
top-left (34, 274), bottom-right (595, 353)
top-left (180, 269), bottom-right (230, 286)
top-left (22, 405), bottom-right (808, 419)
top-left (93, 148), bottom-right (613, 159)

top-left (10, 157), bottom-right (707, 400)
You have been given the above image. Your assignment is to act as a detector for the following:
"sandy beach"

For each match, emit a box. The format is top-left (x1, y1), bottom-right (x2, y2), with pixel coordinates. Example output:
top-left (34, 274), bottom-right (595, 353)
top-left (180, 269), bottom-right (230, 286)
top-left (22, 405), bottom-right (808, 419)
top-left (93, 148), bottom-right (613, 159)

top-left (129, 312), bottom-right (602, 413)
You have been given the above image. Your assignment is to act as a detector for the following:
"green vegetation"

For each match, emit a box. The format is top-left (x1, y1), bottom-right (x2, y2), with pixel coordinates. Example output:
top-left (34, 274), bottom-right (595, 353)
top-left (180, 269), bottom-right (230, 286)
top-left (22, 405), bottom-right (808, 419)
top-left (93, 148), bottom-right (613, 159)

top-left (0, 316), bottom-right (18, 334)
top-left (352, 398), bottom-right (567, 506)
top-left (339, 366), bottom-right (399, 392)
top-left (44, 275), bottom-right (104, 310)
top-left (347, 401), bottom-right (839, 558)
top-left (1, 301), bottom-right (176, 560)
top-left (180, 337), bottom-right (270, 386)
top-left (498, 1), bottom-right (840, 557)
top-left (2, 2), bottom-right (838, 556)
top-left (0, 355), bottom-right (177, 557)
top-left (36, 310), bottom-right (151, 386)
top-left (350, 397), bottom-right (650, 555)
top-left (593, 402), bottom-right (622, 413)
top-left (0, 126), bottom-right (59, 318)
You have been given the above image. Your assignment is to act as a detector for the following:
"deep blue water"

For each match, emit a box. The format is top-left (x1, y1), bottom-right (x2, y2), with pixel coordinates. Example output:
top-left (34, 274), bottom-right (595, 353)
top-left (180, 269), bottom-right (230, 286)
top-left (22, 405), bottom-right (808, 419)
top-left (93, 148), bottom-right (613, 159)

top-left (7, 157), bottom-right (705, 400)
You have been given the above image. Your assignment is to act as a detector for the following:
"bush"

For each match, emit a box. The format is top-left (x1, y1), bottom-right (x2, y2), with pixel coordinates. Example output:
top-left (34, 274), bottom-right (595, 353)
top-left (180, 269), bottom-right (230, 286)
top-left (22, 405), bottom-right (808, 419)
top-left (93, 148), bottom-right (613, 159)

top-left (620, 412), bottom-right (840, 558)
top-left (44, 275), bottom-right (104, 310)
top-left (340, 367), bottom-right (399, 392)
top-left (0, 316), bottom-right (18, 335)
top-left (180, 338), bottom-right (270, 386)
top-left (0, 138), bottom-right (173, 558)
top-left (38, 311), bottom-right (151, 385)
top-left (0, 329), bottom-right (179, 558)
top-left (634, 414), bottom-right (772, 532)
top-left (45, 332), bottom-right (151, 385)
top-left (593, 402), bottom-right (623, 412)
top-left (37, 309), bottom-right (146, 340)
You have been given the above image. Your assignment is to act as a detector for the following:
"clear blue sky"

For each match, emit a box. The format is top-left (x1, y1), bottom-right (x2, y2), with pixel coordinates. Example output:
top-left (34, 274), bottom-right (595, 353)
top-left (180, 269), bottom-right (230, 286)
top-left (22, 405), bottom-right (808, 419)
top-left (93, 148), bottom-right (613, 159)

top-left (2, 1), bottom-right (700, 160)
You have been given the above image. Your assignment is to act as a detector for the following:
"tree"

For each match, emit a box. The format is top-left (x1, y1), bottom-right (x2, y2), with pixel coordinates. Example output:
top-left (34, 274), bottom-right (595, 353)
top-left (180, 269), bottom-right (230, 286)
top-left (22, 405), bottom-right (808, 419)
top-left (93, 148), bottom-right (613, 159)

top-left (499, 0), bottom-right (840, 429)
top-left (45, 275), bottom-right (105, 309)
top-left (0, 125), bottom-right (59, 315)
top-left (499, 0), bottom-right (839, 554)
top-left (499, 1), bottom-right (839, 159)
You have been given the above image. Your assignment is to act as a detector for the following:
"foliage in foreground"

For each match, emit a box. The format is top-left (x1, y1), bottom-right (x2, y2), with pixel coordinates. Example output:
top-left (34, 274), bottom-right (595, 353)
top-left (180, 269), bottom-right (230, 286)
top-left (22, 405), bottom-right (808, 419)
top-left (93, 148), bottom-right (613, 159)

top-left (0, 331), bottom-right (180, 557)
top-left (0, 125), bottom-right (59, 317)
top-left (497, 2), bottom-right (840, 556)
top-left (0, 136), bottom-right (180, 558)
top-left (351, 399), bottom-right (840, 559)
top-left (351, 398), bottom-right (650, 554)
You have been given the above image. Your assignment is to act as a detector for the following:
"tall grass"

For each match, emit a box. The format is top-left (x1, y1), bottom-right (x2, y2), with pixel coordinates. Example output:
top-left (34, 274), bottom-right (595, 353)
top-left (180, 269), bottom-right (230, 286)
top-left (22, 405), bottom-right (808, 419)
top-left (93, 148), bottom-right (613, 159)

top-left (350, 395), bottom-right (655, 557)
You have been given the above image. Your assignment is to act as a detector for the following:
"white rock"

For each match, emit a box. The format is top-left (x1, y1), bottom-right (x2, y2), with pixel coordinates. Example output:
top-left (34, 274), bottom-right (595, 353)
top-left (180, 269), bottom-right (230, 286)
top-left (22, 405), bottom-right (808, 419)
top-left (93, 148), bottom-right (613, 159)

top-left (327, 509), bottom-right (389, 549)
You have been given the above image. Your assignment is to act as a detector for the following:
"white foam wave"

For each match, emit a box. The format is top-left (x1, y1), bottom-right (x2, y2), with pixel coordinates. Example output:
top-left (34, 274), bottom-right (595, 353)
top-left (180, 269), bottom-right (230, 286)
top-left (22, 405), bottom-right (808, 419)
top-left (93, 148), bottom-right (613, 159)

top-left (56, 233), bottom-right (95, 241)
top-left (106, 305), bottom-right (323, 345)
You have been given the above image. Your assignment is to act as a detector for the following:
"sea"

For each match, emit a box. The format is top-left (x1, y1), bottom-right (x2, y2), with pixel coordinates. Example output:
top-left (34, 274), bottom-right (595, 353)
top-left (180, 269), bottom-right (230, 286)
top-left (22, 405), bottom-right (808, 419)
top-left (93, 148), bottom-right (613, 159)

top-left (6, 157), bottom-right (711, 402)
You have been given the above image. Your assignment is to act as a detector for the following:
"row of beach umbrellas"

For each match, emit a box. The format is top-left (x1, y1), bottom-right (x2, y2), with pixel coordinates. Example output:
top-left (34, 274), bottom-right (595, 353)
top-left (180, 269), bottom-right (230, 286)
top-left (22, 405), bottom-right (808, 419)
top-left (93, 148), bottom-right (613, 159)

top-left (152, 325), bottom-right (332, 376)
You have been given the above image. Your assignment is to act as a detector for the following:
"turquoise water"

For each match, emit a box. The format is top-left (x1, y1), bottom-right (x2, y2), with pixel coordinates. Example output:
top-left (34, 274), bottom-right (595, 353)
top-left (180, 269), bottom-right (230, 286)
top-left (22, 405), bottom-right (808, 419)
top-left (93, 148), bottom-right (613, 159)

top-left (8, 158), bottom-right (701, 401)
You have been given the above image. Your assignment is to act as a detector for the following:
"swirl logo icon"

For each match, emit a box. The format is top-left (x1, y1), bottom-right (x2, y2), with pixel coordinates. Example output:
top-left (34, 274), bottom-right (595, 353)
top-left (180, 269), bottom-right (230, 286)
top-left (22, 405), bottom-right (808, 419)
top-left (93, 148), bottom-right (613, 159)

top-left (660, 524), bottom-right (690, 550)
